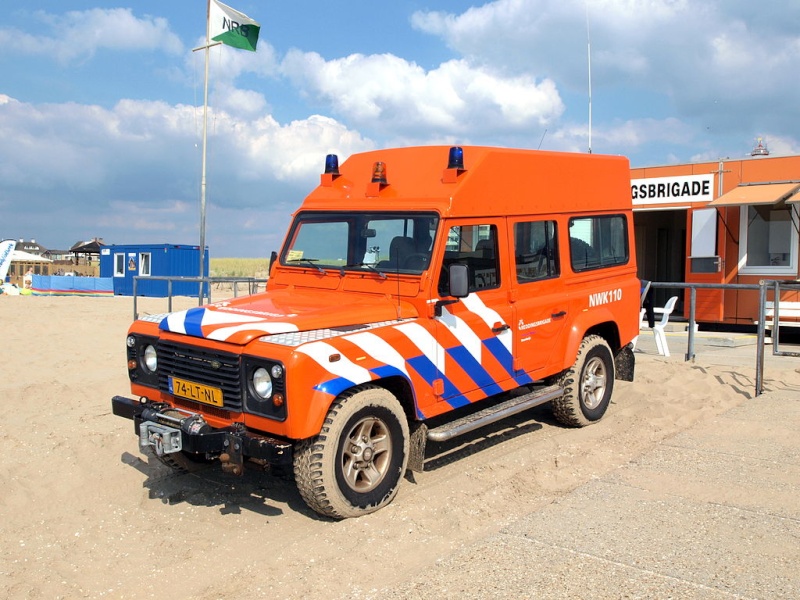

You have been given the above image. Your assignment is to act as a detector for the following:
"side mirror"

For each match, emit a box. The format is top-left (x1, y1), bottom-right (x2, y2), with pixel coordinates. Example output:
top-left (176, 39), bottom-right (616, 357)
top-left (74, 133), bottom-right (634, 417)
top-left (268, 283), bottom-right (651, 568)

top-left (448, 263), bottom-right (469, 298)
top-left (268, 250), bottom-right (278, 275)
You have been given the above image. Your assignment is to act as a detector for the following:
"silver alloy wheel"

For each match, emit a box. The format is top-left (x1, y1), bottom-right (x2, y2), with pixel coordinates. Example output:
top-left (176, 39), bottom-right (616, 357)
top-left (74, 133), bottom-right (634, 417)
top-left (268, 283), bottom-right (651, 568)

top-left (550, 335), bottom-right (614, 427)
top-left (342, 416), bottom-right (392, 493)
top-left (580, 355), bottom-right (607, 410)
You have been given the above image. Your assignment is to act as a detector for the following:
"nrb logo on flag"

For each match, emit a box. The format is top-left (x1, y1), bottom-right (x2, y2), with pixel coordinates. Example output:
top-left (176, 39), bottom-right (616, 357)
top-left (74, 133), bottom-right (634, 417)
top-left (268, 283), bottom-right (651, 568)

top-left (210, 0), bottom-right (260, 52)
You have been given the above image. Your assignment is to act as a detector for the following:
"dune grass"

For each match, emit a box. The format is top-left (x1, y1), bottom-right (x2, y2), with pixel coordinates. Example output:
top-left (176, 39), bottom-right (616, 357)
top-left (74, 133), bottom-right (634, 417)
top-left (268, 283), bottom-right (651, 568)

top-left (209, 257), bottom-right (270, 278)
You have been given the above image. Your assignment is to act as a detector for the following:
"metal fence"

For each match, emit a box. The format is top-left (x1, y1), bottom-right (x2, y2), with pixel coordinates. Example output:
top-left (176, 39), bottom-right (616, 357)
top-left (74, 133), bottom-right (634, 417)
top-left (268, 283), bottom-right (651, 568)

top-left (648, 279), bottom-right (800, 396)
top-left (132, 275), bottom-right (268, 320)
top-left (132, 276), bottom-right (798, 397)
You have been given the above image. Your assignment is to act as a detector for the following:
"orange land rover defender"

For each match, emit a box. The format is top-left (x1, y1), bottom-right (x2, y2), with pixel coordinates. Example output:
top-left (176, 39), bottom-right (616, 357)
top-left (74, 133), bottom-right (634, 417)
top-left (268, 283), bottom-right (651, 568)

top-left (112, 146), bottom-right (640, 518)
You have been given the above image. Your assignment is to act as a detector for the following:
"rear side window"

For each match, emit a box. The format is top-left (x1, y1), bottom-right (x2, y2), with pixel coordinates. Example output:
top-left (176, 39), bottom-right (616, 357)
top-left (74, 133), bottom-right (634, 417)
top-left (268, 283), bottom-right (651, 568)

top-left (514, 220), bottom-right (559, 282)
top-left (569, 215), bottom-right (629, 271)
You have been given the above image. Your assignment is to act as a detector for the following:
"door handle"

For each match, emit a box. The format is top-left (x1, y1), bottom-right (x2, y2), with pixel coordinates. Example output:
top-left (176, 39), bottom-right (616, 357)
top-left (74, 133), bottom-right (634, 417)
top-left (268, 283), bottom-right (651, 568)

top-left (551, 310), bottom-right (567, 319)
top-left (492, 323), bottom-right (510, 333)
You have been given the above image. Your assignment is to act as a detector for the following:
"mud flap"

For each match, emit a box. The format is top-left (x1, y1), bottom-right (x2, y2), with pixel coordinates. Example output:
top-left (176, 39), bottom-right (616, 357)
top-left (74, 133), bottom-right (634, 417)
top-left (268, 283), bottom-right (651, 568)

top-left (615, 344), bottom-right (635, 382)
top-left (407, 422), bottom-right (428, 473)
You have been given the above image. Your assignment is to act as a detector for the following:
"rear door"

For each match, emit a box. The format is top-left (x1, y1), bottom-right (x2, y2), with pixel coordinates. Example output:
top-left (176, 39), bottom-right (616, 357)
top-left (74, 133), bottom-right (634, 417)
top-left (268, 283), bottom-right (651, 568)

top-left (509, 217), bottom-right (570, 378)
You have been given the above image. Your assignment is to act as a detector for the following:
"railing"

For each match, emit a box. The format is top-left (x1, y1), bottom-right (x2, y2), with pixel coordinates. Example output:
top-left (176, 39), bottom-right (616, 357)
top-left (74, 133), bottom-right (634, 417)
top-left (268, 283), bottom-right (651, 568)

top-left (132, 275), bottom-right (268, 320)
top-left (132, 276), bottom-right (796, 397)
top-left (648, 280), bottom-right (800, 396)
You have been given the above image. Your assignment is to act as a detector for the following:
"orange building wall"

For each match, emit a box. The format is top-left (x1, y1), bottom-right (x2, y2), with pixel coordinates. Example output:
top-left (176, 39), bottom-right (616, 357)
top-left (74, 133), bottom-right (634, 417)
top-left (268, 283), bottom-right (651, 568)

top-left (631, 154), bottom-right (800, 325)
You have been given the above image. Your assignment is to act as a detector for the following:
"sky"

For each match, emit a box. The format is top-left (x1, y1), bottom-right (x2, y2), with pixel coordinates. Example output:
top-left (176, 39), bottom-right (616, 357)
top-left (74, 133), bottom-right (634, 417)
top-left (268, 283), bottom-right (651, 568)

top-left (1, 1), bottom-right (799, 258)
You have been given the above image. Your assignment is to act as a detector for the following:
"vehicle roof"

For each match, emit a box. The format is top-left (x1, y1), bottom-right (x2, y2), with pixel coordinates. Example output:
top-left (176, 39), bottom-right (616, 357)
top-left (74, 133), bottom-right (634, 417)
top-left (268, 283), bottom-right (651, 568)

top-left (300, 145), bottom-right (632, 217)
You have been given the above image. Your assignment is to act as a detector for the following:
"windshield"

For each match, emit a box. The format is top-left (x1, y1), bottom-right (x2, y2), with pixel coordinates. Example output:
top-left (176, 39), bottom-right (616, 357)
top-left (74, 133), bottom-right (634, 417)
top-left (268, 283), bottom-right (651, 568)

top-left (282, 211), bottom-right (439, 275)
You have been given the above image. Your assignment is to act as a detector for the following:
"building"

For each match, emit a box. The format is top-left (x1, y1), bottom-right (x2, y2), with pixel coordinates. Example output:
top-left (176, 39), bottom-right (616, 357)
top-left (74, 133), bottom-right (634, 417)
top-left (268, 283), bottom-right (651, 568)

top-left (99, 243), bottom-right (209, 297)
top-left (631, 146), bottom-right (799, 326)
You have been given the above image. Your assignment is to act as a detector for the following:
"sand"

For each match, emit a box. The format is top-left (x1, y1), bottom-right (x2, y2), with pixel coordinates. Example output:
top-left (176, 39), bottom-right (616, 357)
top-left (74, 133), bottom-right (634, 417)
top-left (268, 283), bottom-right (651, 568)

top-left (1, 294), bottom-right (798, 599)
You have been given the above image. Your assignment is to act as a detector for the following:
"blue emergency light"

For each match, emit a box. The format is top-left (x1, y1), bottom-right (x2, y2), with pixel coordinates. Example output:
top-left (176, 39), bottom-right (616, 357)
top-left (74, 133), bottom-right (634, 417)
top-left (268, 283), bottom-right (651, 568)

top-left (447, 146), bottom-right (464, 170)
top-left (324, 154), bottom-right (339, 175)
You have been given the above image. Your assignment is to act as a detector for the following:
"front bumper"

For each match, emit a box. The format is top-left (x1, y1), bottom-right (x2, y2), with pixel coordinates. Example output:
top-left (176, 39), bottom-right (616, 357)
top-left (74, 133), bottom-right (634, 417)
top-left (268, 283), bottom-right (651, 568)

top-left (111, 395), bottom-right (293, 468)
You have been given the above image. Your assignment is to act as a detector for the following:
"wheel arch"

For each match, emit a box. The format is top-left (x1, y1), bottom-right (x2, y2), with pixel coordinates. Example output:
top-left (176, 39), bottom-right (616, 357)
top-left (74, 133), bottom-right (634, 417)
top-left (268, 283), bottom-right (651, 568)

top-left (295, 373), bottom-right (418, 441)
top-left (561, 317), bottom-right (620, 370)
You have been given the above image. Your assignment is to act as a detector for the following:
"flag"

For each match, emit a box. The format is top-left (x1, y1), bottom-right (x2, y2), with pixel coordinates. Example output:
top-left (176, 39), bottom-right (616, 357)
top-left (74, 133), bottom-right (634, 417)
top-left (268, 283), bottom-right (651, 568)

top-left (209, 0), bottom-right (260, 52)
top-left (0, 239), bottom-right (15, 282)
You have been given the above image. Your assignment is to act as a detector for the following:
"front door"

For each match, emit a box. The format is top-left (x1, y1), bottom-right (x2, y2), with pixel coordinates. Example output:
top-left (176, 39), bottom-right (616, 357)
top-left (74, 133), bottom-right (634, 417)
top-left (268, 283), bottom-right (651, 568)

top-left (433, 220), bottom-right (517, 407)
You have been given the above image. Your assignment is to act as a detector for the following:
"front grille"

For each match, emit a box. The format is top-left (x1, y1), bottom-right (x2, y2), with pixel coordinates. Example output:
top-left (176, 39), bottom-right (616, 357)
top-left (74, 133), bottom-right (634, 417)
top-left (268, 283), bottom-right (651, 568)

top-left (157, 340), bottom-right (242, 412)
top-left (173, 396), bottom-right (232, 420)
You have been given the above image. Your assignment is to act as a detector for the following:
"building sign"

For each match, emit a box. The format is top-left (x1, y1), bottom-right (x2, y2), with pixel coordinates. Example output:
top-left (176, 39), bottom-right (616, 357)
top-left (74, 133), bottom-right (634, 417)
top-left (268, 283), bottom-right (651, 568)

top-left (631, 174), bottom-right (714, 205)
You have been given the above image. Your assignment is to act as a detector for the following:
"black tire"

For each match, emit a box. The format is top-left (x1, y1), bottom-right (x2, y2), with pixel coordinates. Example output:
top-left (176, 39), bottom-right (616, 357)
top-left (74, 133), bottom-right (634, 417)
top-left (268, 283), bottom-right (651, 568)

top-left (293, 386), bottom-right (409, 519)
top-left (551, 335), bottom-right (614, 427)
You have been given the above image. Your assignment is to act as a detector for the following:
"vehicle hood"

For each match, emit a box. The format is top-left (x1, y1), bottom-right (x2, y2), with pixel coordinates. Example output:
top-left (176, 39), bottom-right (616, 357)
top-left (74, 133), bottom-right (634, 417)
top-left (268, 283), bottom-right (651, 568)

top-left (157, 288), bottom-right (418, 345)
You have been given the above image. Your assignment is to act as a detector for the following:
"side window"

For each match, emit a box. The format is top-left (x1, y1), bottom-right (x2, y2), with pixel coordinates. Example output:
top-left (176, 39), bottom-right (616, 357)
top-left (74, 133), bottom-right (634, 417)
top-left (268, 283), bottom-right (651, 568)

top-left (569, 215), bottom-right (629, 272)
top-left (114, 253), bottom-right (125, 277)
top-left (740, 203), bottom-right (798, 275)
top-left (514, 220), bottom-right (559, 282)
top-left (139, 253), bottom-right (151, 276)
top-left (439, 224), bottom-right (500, 294)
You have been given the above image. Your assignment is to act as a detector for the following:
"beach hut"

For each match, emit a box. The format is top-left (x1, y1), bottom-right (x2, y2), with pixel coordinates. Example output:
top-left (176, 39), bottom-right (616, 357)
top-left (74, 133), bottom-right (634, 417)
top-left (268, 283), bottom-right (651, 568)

top-left (6, 249), bottom-right (53, 286)
top-left (99, 244), bottom-right (209, 297)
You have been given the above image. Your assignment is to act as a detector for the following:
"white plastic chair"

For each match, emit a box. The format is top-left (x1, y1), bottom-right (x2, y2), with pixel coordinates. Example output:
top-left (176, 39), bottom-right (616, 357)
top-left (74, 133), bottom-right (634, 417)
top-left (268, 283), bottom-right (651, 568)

top-left (651, 296), bottom-right (678, 356)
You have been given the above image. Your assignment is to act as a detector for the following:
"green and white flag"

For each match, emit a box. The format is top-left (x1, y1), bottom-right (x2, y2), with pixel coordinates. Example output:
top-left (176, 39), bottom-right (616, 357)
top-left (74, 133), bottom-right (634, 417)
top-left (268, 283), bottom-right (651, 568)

top-left (209, 0), bottom-right (260, 52)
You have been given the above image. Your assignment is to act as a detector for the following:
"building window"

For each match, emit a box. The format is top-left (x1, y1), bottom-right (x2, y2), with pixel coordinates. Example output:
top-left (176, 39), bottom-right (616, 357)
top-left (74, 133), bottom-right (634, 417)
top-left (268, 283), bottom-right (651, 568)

top-left (739, 204), bottom-right (799, 275)
top-left (139, 253), bottom-right (151, 276)
top-left (114, 253), bottom-right (125, 277)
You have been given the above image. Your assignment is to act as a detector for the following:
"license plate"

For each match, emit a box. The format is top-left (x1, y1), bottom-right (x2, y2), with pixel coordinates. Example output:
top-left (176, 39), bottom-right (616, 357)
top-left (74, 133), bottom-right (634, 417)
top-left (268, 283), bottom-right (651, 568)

top-left (169, 376), bottom-right (224, 407)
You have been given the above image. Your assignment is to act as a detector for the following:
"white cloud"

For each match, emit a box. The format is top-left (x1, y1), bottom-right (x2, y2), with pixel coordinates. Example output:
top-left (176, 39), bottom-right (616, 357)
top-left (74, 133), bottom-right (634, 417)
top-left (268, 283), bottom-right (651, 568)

top-left (280, 50), bottom-right (563, 137)
top-left (0, 94), bottom-right (372, 254)
top-left (407, 0), bottom-right (800, 160)
top-left (0, 8), bottom-right (183, 64)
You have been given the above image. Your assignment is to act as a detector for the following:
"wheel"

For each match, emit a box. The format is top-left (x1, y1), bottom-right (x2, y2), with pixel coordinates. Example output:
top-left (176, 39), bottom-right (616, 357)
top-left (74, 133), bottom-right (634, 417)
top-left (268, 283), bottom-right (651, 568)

top-left (293, 386), bottom-right (409, 519)
top-left (551, 335), bottom-right (614, 427)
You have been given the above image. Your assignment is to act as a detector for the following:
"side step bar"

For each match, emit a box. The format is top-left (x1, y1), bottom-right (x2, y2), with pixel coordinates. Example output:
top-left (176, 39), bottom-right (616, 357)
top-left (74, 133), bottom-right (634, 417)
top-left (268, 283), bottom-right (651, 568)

top-left (407, 384), bottom-right (563, 472)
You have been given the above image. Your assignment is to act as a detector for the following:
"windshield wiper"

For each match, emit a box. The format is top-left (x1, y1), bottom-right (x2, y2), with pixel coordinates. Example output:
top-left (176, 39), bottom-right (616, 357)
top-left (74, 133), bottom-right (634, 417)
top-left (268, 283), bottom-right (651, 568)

top-left (287, 258), bottom-right (325, 274)
top-left (339, 262), bottom-right (387, 279)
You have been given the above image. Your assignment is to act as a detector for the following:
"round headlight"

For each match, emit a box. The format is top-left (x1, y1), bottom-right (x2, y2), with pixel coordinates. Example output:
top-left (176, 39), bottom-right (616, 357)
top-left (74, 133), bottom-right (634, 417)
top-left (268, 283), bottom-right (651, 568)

top-left (253, 367), bottom-right (273, 399)
top-left (126, 335), bottom-right (136, 348)
top-left (270, 364), bottom-right (283, 379)
top-left (143, 344), bottom-right (157, 372)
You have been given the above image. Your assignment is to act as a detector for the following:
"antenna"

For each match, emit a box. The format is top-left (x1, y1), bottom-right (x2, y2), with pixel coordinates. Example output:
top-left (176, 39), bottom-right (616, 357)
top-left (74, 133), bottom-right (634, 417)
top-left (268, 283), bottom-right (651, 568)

top-left (586, 1), bottom-right (592, 154)
top-left (537, 128), bottom-right (547, 150)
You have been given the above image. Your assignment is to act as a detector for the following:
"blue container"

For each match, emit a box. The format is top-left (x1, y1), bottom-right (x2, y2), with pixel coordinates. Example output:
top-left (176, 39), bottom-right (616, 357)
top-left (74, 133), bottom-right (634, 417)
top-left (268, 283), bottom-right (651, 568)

top-left (99, 244), bottom-right (209, 297)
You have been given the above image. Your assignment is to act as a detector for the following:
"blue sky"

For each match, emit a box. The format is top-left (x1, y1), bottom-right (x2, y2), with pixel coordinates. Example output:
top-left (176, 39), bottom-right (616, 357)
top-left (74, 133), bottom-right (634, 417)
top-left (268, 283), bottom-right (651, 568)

top-left (1, 1), bottom-right (799, 258)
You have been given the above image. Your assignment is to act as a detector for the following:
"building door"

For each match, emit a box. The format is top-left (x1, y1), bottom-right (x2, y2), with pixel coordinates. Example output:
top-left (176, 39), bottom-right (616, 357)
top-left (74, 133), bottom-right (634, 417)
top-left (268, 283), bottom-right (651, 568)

top-left (684, 207), bottom-right (725, 322)
top-left (632, 209), bottom-right (687, 314)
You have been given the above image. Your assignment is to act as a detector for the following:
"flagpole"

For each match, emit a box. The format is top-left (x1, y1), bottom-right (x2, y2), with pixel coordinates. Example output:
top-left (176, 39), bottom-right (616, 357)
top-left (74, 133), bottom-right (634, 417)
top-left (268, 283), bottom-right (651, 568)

top-left (194, 0), bottom-right (258, 303)
top-left (197, 0), bottom-right (211, 304)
